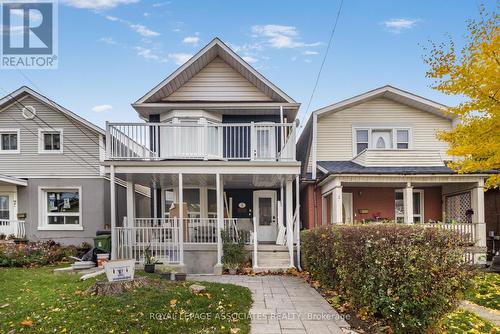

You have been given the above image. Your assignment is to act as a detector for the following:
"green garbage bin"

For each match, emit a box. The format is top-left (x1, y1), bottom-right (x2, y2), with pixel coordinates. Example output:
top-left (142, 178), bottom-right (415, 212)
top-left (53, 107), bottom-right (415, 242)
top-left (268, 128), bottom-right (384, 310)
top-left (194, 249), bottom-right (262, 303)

top-left (94, 234), bottom-right (111, 253)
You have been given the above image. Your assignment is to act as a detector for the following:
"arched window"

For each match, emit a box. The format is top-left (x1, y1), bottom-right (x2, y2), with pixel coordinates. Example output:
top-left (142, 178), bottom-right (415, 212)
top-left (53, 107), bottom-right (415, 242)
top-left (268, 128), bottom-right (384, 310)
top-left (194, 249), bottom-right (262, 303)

top-left (376, 136), bottom-right (386, 148)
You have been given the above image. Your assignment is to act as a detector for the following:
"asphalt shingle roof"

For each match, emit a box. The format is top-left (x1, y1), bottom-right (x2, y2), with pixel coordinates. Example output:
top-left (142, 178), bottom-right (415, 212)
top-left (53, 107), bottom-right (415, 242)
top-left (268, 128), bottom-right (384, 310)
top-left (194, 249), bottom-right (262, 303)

top-left (317, 161), bottom-right (457, 175)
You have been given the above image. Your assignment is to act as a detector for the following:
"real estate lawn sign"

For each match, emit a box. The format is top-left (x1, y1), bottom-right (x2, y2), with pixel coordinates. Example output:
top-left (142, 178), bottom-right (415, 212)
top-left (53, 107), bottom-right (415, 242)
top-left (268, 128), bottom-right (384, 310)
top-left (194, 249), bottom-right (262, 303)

top-left (104, 259), bottom-right (135, 282)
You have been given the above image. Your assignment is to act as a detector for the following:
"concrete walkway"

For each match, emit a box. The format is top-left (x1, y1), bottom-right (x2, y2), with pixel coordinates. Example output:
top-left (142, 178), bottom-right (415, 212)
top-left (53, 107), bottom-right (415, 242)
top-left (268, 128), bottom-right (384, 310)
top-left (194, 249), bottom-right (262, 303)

top-left (189, 275), bottom-right (353, 334)
top-left (461, 301), bottom-right (500, 326)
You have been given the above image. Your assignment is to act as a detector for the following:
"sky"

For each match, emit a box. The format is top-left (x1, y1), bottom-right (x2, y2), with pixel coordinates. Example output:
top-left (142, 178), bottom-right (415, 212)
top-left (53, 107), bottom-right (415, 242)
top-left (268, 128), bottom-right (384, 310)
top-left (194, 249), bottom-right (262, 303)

top-left (0, 0), bottom-right (496, 130)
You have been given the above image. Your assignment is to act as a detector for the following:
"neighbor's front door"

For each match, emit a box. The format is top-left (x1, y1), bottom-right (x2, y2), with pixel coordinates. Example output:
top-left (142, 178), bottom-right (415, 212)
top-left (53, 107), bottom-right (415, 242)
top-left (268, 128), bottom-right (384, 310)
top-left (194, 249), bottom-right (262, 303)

top-left (253, 190), bottom-right (277, 242)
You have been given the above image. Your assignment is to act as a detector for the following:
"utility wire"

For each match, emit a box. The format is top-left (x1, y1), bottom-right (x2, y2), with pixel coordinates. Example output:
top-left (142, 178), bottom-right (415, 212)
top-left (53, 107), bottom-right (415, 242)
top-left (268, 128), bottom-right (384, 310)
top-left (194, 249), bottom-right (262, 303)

top-left (300, 0), bottom-right (344, 127)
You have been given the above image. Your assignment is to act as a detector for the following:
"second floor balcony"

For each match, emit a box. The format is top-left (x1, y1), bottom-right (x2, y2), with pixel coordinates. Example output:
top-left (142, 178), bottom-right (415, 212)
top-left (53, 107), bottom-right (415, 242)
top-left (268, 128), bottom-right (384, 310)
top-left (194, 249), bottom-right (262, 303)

top-left (105, 122), bottom-right (297, 162)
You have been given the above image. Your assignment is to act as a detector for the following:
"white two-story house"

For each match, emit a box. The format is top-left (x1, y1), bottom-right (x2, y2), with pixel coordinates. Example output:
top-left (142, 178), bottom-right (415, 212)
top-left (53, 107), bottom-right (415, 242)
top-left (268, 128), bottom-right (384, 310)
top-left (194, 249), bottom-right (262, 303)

top-left (104, 38), bottom-right (302, 274)
top-left (297, 86), bottom-right (487, 259)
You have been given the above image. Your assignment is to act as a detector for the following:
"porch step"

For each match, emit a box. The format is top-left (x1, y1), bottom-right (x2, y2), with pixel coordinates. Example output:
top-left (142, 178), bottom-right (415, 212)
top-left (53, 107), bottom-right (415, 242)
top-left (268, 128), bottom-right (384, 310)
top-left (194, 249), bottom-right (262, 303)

top-left (256, 245), bottom-right (290, 269)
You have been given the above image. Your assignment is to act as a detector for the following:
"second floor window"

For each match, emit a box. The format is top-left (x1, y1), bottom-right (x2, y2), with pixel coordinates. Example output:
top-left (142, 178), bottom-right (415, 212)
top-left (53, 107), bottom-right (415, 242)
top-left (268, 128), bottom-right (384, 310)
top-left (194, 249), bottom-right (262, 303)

top-left (0, 130), bottom-right (19, 153)
top-left (354, 127), bottom-right (410, 155)
top-left (39, 129), bottom-right (63, 153)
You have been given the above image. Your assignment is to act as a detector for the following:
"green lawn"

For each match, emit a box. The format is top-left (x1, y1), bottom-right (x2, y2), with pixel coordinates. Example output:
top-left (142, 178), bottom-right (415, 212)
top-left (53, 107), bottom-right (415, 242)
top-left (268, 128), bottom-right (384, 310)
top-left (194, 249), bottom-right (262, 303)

top-left (466, 272), bottom-right (500, 310)
top-left (440, 309), bottom-right (499, 334)
top-left (0, 266), bottom-right (252, 334)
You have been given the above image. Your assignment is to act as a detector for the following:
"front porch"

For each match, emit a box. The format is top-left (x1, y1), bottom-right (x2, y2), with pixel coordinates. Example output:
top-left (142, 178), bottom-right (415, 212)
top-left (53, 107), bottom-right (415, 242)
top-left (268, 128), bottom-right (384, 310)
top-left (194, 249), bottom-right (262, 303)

top-left (316, 174), bottom-right (487, 259)
top-left (107, 165), bottom-right (301, 274)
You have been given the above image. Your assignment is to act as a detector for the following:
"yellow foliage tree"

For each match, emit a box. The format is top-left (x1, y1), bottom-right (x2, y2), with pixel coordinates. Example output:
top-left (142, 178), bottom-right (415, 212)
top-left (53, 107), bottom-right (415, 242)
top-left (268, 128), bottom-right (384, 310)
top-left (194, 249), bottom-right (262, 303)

top-left (424, 7), bottom-right (499, 188)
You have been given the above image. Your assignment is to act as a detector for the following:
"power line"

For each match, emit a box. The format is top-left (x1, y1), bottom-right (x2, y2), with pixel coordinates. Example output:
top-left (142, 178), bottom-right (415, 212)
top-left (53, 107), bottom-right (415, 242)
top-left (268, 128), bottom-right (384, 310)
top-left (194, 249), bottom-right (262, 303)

top-left (300, 0), bottom-right (344, 127)
top-left (16, 70), bottom-right (106, 151)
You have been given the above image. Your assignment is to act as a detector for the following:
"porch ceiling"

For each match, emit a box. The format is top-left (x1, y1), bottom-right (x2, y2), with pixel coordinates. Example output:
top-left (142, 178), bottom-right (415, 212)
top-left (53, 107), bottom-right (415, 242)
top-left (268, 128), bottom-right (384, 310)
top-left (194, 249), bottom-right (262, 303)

top-left (118, 172), bottom-right (288, 189)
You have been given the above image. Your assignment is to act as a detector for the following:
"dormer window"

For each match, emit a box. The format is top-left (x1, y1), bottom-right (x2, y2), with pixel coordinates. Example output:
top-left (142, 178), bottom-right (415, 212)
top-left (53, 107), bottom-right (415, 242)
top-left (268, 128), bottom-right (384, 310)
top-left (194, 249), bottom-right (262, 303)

top-left (353, 127), bottom-right (411, 155)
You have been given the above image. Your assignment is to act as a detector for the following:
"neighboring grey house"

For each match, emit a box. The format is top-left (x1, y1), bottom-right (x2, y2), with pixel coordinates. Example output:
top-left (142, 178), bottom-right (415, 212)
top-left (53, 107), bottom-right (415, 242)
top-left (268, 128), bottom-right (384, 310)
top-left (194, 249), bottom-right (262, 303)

top-left (0, 87), bottom-right (149, 245)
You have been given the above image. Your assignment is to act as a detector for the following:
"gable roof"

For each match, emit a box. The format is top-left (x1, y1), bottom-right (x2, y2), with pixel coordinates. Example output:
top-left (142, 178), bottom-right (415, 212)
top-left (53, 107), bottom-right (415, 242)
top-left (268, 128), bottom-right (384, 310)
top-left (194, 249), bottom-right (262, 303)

top-left (134, 38), bottom-right (296, 105)
top-left (315, 85), bottom-right (457, 120)
top-left (0, 86), bottom-right (105, 135)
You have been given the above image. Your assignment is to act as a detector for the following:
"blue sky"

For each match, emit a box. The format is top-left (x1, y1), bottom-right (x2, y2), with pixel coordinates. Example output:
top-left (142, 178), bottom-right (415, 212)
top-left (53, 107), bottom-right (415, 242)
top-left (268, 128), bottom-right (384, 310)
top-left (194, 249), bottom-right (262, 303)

top-left (1, 0), bottom-right (496, 129)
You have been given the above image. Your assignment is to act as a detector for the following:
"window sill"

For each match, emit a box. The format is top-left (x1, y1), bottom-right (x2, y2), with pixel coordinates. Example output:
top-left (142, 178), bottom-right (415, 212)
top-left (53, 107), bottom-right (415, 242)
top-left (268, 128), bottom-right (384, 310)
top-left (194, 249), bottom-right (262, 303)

top-left (37, 225), bottom-right (83, 231)
top-left (38, 151), bottom-right (63, 154)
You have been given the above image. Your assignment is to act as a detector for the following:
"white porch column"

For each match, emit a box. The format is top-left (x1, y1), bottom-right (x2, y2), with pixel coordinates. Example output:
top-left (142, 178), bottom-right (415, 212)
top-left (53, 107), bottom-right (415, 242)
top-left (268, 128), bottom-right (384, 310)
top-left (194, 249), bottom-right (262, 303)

top-left (214, 173), bottom-right (223, 275)
top-left (286, 179), bottom-right (294, 267)
top-left (471, 181), bottom-right (486, 249)
top-left (126, 181), bottom-right (135, 227)
top-left (332, 182), bottom-right (343, 224)
top-left (178, 173), bottom-right (184, 266)
top-left (403, 182), bottom-right (414, 224)
top-left (295, 175), bottom-right (301, 271)
top-left (110, 165), bottom-right (117, 260)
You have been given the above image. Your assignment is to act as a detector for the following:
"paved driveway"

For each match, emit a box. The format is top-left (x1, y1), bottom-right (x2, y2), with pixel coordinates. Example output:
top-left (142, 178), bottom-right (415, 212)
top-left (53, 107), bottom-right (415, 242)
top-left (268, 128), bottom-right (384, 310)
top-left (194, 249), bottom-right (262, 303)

top-left (188, 275), bottom-right (352, 334)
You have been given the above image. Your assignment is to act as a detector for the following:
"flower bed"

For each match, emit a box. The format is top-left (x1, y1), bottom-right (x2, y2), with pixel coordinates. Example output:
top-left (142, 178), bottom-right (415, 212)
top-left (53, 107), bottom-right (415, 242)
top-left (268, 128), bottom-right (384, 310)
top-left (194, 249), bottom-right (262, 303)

top-left (301, 224), bottom-right (475, 333)
top-left (0, 240), bottom-right (78, 267)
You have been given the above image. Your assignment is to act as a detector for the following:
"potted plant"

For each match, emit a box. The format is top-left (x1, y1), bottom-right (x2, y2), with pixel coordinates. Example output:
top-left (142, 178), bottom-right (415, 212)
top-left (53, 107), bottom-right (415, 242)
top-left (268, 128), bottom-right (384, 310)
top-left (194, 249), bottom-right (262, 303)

top-left (221, 230), bottom-right (248, 275)
top-left (143, 245), bottom-right (158, 273)
top-left (225, 262), bottom-right (239, 275)
top-left (159, 266), bottom-right (174, 280)
top-left (175, 272), bottom-right (187, 281)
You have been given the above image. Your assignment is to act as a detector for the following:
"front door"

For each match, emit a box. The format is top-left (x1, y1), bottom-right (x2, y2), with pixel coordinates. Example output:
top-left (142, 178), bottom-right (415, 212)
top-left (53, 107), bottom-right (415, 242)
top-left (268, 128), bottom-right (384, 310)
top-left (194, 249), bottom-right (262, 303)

top-left (253, 190), bottom-right (277, 242)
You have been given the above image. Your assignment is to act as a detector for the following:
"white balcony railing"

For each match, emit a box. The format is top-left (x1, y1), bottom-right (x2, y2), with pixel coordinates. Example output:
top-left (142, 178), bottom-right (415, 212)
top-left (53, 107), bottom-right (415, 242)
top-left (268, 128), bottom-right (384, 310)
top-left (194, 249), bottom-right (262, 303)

top-left (106, 122), bottom-right (296, 161)
top-left (0, 220), bottom-right (26, 238)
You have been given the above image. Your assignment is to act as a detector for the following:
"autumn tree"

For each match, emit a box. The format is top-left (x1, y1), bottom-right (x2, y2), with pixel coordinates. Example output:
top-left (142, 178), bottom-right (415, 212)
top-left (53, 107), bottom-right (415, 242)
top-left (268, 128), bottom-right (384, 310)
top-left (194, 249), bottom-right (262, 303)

top-left (424, 6), bottom-right (499, 188)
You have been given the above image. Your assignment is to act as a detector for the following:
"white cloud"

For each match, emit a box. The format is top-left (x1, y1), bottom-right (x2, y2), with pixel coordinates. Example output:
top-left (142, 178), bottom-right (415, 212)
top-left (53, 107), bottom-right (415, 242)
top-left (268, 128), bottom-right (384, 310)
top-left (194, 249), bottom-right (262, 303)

top-left (303, 50), bottom-right (318, 55)
top-left (130, 24), bottom-right (160, 37)
top-left (182, 35), bottom-right (200, 46)
top-left (242, 56), bottom-right (258, 63)
top-left (168, 53), bottom-right (193, 65)
top-left (251, 24), bottom-right (320, 49)
top-left (62, 0), bottom-right (139, 9)
top-left (382, 18), bottom-right (420, 33)
top-left (91, 104), bottom-right (113, 112)
top-left (100, 37), bottom-right (117, 45)
top-left (105, 15), bottom-right (119, 21)
top-left (135, 46), bottom-right (167, 62)
top-left (152, 1), bottom-right (170, 7)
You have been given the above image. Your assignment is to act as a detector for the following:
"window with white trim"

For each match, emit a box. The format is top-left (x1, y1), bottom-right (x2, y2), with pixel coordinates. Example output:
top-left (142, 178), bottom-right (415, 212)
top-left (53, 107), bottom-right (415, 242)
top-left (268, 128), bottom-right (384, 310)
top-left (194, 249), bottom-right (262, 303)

top-left (353, 127), bottom-right (411, 155)
top-left (0, 129), bottom-right (20, 153)
top-left (396, 129), bottom-right (409, 149)
top-left (355, 129), bottom-right (369, 154)
top-left (39, 188), bottom-right (82, 230)
top-left (39, 129), bottom-right (62, 153)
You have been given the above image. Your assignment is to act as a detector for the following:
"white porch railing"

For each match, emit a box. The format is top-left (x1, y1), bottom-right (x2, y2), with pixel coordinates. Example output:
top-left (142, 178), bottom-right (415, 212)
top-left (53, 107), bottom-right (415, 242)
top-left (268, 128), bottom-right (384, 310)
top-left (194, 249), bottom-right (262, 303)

top-left (115, 217), bottom-right (245, 263)
top-left (0, 220), bottom-right (26, 238)
top-left (422, 222), bottom-right (477, 245)
top-left (115, 218), bottom-right (181, 263)
top-left (106, 122), bottom-right (296, 161)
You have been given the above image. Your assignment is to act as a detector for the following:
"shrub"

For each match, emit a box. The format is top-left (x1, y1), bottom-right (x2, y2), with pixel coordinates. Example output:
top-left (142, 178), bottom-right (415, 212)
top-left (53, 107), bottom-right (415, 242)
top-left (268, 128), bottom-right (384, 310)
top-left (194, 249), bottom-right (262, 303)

top-left (301, 224), bottom-right (474, 333)
top-left (221, 230), bottom-right (248, 270)
top-left (0, 240), bottom-right (77, 267)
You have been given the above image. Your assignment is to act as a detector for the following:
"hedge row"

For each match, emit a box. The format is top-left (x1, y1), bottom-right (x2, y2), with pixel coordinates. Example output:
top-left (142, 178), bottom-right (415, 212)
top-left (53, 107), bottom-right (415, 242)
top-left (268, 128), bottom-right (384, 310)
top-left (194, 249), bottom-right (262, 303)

top-left (0, 240), bottom-right (80, 267)
top-left (301, 224), bottom-right (474, 333)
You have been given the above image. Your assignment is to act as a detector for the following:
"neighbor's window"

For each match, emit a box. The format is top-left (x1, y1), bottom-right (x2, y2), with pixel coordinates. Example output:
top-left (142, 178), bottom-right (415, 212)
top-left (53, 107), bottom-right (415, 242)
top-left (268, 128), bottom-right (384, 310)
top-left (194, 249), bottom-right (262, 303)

top-left (207, 189), bottom-right (217, 218)
top-left (396, 129), bottom-right (409, 149)
top-left (355, 129), bottom-right (369, 154)
top-left (41, 189), bottom-right (81, 229)
top-left (0, 130), bottom-right (19, 153)
top-left (39, 129), bottom-right (62, 153)
top-left (163, 189), bottom-right (174, 218)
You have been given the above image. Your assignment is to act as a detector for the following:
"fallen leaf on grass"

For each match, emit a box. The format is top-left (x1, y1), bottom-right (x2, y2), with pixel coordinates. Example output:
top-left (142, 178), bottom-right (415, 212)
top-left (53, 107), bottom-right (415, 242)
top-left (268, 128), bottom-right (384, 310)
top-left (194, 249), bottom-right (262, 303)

top-left (20, 320), bottom-right (33, 327)
top-left (230, 328), bottom-right (241, 333)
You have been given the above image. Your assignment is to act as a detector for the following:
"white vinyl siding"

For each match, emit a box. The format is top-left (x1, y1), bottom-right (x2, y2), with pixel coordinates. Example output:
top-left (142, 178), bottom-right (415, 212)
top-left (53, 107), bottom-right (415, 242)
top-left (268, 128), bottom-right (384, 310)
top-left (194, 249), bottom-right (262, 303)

top-left (316, 98), bottom-right (452, 161)
top-left (0, 96), bottom-right (101, 177)
top-left (165, 57), bottom-right (272, 102)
